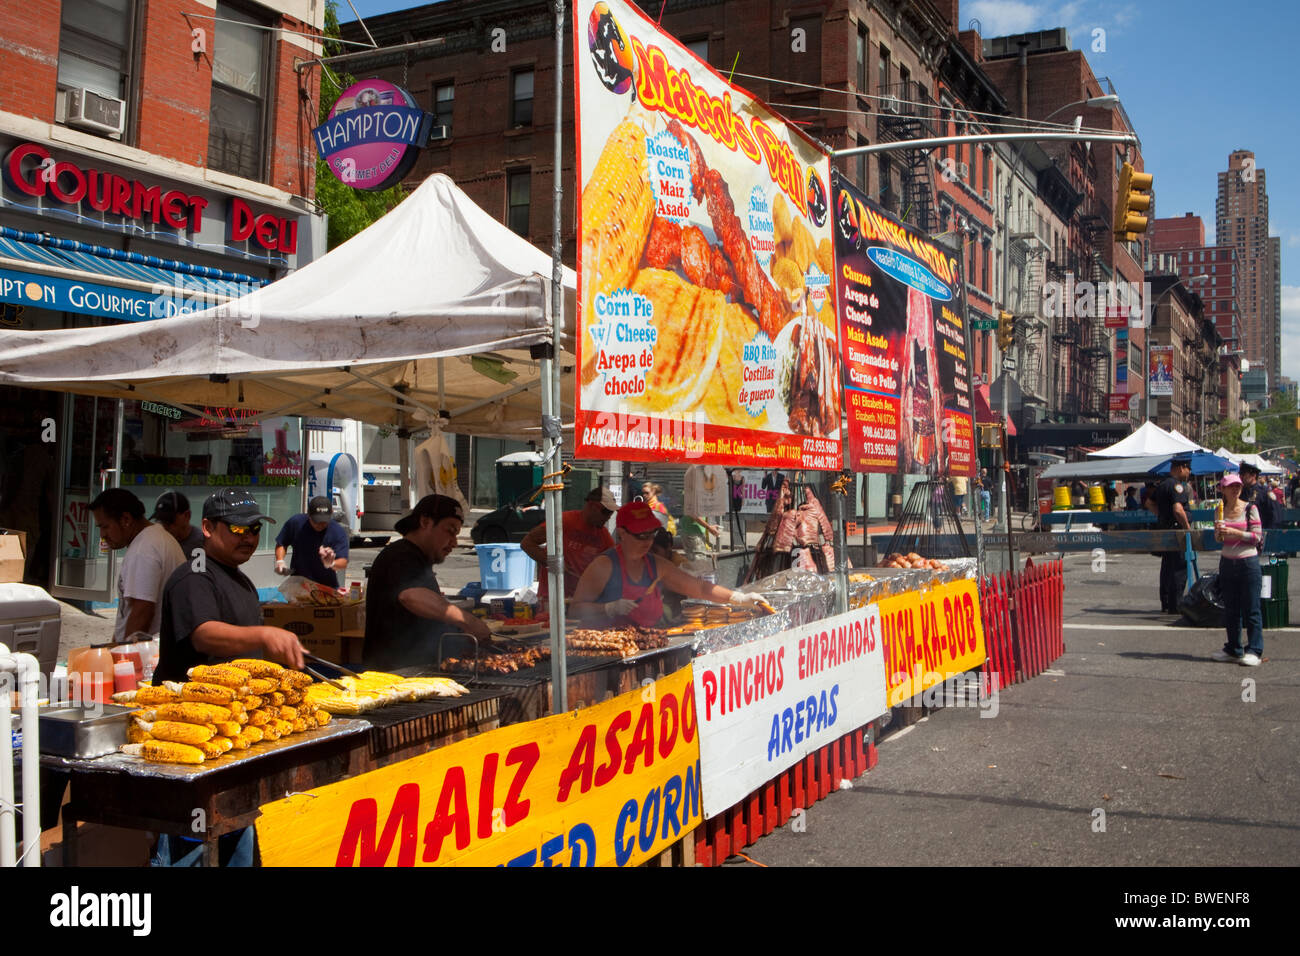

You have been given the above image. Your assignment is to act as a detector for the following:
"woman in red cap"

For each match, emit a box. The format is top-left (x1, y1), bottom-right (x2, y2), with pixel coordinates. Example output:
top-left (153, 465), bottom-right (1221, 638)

top-left (571, 501), bottom-right (765, 627)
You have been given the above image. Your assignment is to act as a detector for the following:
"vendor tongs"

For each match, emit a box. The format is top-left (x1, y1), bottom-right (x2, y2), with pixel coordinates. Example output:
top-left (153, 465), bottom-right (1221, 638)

top-left (300, 652), bottom-right (358, 689)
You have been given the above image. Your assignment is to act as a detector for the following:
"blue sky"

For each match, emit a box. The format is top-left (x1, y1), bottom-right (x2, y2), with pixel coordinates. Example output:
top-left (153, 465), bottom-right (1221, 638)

top-left (339, 0), bottom-right (1300, 382)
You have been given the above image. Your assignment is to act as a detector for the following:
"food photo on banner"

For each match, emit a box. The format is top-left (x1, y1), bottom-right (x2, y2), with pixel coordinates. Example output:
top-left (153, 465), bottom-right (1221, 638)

top-left (831, 174), bottom-right (975, 476)
top-left (573, 0), bottom-right (841, 470)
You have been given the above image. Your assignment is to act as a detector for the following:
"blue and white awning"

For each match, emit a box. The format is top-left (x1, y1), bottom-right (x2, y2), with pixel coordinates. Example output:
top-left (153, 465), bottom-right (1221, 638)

top-left (0, 227), bottom-right (267, 322)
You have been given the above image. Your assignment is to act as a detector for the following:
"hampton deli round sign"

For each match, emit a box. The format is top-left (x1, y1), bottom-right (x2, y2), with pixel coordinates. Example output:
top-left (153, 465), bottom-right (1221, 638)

top-left (313, 79), bottom-right (434, 191)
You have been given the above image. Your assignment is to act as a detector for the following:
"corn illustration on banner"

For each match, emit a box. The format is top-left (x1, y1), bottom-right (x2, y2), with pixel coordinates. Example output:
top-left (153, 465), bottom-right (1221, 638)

top-left (573, 0), bottom-right (842, 470)
top-left (255, 666), bottom-right (701, 866)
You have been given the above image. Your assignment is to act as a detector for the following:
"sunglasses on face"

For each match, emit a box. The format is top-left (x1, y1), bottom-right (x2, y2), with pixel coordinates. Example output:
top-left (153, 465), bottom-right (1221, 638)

top-left (222, 521), bottom-right (263, 537)
top-left (628, 529), bottom-right (657, 541)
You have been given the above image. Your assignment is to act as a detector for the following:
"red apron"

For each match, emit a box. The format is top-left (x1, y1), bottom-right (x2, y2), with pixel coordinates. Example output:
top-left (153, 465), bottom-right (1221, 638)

top-left (612, 546), bottom-right (664, 628)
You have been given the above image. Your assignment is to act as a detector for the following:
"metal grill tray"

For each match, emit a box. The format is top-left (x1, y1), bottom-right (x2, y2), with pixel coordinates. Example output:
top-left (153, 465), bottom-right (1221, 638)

top-left (41, 718), bottom-right (370, 780)
top-left (355, 689), bottom-right (504, 731)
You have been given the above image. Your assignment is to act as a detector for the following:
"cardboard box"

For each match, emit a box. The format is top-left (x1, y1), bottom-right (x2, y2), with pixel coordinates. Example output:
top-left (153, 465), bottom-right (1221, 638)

top-left (261, 602), bottom-right (365, 665)
top-left (0, 531), bottom-right (28, 583)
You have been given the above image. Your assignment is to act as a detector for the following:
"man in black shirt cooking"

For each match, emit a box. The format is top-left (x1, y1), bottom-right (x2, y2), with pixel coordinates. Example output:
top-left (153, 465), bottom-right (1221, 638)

top-left (364, 493), bottom-right (491, 670)
top-left (1146, 456), bottom-right (1193, 613)
top-left (155, 489), bottom-right (306, 684)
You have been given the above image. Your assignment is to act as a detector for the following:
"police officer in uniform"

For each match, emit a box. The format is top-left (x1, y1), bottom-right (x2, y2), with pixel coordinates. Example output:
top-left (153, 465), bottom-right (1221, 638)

top-left (1147, 455), bottom-right (1192, 613)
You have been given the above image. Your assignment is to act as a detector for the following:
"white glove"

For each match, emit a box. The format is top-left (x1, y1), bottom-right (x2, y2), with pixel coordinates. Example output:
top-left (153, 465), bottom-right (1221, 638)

top-left (274, 560), bottom-right (289, 575)
top-left (730, 591), bottom-right (764, 607)
top-left (604, 598), bottom-right (638, 618)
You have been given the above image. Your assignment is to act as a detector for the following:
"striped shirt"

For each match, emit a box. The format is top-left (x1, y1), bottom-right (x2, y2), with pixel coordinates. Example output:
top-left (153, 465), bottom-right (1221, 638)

top-left (1221, 504), bottom-right (1262, 559)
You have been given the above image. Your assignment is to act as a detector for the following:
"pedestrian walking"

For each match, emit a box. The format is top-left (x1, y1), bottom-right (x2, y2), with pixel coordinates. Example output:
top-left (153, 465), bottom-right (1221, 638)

top-left (1210, 473), bottom-right (1263, 666)
top-left (1146, 456), bottom-right (1192, 613)
top-left (950, 474), bottom-right (968, 515)
top-left (1124, 485), bottom-right (1140, 510)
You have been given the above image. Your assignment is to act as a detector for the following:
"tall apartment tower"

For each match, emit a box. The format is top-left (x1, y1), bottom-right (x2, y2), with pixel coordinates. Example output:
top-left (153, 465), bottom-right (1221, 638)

top-left (1216, 150), bottom-right (1280, 386)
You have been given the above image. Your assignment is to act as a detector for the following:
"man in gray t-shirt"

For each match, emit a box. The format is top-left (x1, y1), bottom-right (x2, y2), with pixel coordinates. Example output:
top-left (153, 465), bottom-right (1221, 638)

top-left (151, 491), bottom-right (206, 558)
top-left (91, 489), bottom-right (186, 642)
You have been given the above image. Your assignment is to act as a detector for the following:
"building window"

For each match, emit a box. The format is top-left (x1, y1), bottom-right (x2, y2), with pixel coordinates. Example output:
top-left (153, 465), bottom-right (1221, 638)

top-left (878, 156), bottom-right (893, 212)
top-left (434, 82), bottom-right (454, 136)
top-left (878, 44), bottom-right (890, 93)
top-left (856, 26), bottom-right (867, 91)
top-left (685, 37), bottom-right (709, 63)
top-left (899, 64), bottom-right (910, 97)
top-left (507, 168), bottom-right (530, 236)
top-left (208, 2), bottom-right (269, 181)
top-left (58, 0), bottom-right (136, 137)
top-left (856, 152), bottom-right (867, 192)
top-left (511, 69), bottom-right (534, 126)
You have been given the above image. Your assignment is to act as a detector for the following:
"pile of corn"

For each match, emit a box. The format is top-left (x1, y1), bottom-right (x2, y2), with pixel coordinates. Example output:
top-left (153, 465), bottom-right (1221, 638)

top-left (302, 670), bottom-right (469, 715)
top-left (115, 661), bottom-right (331, 765)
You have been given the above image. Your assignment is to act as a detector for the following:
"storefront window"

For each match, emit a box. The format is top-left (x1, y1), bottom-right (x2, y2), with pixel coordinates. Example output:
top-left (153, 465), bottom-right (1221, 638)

top-left (118, 400), bottom-right (302, 551)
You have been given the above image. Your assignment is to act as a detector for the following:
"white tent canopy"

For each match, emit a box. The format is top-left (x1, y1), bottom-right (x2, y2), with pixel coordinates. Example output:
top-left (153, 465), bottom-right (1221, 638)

top-left (0, 174), bottom-right (577, 438)
top-left (1214, 447), bottom-right (1284, 475)
top-left (1086, 421), bottom-right (1200, 459)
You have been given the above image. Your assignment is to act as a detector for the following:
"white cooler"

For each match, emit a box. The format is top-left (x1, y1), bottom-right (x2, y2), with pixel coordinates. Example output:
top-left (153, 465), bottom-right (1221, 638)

top-left (0, 583), bottom-right (61, 679)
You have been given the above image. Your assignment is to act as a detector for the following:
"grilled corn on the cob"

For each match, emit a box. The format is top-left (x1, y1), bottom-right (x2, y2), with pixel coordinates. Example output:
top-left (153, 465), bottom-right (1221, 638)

top-left (133, 684), bottom-right (182, 706)
top-left (246, 678), bottom-right (279, 696)
top-left (178, 681), bottom-right (236, 705)
top-left (213, 720), bottom-right (242, 738)
top-left (135, 719), bottom-right (215, 746)
top-left (187, 664), bottom-right (251, 689)
top-left (150, 702), bottom-right (233, 725)
top-left (279, 670), bottom-right (313, 690)
top-left (121, 741), bottom-right (205, 765)
top-left (228, 658), bottom-right (284, 679)
top-left (241, 724), bottom-right (265, 744)
top-left (195, 739), bottom-right (226, 760)
top-left (246, 708), bottom-right (271, 727)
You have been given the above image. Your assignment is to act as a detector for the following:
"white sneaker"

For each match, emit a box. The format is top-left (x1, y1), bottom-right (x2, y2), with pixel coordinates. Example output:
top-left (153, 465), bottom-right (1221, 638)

top-left (1210, 649), bottom-right (1240, 663)
top-left (1240, 653), bottom-right (1262, 667)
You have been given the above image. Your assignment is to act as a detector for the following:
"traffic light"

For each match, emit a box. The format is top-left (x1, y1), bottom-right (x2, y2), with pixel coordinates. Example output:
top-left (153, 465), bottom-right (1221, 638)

top-left (997, 310), bottom-right (1015, 350)
top-left (1114, 161), bottom-right (1153, 241)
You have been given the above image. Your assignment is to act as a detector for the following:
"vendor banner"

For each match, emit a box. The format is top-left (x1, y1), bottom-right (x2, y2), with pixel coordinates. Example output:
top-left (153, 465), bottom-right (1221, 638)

top-left (1149, 345), bottom-right (1174, 397)
top-left (832, 175), bottom-right (975, 476)
top-left (573, 0), bottom-right (841, 470)
top-left (694, 605), bottom-right (887, 818)
top-left (256, 667), bottom-right (701, 866)
top-left (876, 578), bottom-right (987, 708)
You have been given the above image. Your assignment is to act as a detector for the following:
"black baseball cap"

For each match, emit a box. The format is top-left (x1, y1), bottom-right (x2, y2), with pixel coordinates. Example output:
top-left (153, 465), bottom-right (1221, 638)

top-left (203, 488), bottom-right (276, 525)
top-left (1171, 455), bottom-right (1193, 466)
top-left (395, 494), bottom-right (464, 535)
top-left (1238, 461), bottom-right (1260, 474)
top-left (151, 490), bottom-right (191, 522)
top-left (308, 496), bottom-right (333, 518)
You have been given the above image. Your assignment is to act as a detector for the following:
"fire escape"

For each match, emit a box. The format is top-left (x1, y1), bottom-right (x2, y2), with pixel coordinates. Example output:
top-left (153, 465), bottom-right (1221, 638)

top-left (1075, 191), bottom-right (1113, 422)
top-left (875, 81), bottom-right (938, 234)
top-left (1011, 217), bottom-right (1050, 407)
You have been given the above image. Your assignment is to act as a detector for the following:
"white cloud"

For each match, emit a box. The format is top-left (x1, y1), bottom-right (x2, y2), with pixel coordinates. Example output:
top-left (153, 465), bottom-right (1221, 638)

top-left (1282, 285), bottom-right (1300, 384)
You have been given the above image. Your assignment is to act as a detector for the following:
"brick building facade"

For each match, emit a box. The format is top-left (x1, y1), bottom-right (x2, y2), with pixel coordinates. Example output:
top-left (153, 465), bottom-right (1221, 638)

top-left (0, 0), bottom-right (326, 597)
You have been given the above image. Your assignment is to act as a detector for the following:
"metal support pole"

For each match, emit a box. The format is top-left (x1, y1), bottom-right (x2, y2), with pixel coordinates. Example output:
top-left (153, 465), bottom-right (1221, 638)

top-left (833, 130), bottom-right (1137, 158)
top-left (833, 477), bottom-right (849, 616)
top-left (543, 0), bottom-right (568, 713)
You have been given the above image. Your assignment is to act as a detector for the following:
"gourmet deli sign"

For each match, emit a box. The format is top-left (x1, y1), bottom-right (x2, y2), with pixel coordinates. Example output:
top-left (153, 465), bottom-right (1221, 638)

top-left (314, 79), bottom-right (435, 191)
top-left (2, 141), bottom-right (300, 258)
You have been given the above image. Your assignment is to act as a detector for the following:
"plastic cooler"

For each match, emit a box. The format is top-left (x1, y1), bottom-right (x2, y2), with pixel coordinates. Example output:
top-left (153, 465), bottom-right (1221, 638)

top-left (475, 543), bottom-right (537, 591)
top-left (0, 582), bottom-right (61, 678)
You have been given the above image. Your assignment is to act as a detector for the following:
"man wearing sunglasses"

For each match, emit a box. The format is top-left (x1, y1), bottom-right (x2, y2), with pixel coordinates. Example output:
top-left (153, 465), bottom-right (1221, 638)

top-left (154, 489), bottom-right (306, 684)
top-left (520, 486), bottom-right (617, 604)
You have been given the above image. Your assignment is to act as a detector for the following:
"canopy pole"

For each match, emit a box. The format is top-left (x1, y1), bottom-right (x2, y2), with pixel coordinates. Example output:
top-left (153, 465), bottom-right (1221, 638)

top-left (543, 0), bottom-right (569, 713)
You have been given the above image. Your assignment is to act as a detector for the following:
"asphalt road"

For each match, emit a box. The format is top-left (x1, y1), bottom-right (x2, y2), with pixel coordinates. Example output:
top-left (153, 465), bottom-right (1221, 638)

top-left (731, 550), bottom-right (1300, 868)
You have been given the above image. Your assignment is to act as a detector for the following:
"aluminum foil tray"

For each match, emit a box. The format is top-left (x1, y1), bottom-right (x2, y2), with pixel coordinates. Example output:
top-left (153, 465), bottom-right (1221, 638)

top-left (41, 718), bottom-right (369, 780)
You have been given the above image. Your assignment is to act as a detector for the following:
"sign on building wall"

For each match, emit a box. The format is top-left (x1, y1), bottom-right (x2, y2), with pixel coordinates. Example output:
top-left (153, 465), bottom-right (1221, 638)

top-left (1149, 346), bottom-right (1174, 397)
top-left (313, 79), bottom-right (435, 191)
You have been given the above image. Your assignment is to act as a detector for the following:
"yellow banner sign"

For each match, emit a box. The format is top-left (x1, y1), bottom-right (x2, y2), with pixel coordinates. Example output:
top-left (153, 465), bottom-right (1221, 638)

top-left (256, 666), bottom-right (701, 866)
top-left (877, 578), bottom-right (987, 707)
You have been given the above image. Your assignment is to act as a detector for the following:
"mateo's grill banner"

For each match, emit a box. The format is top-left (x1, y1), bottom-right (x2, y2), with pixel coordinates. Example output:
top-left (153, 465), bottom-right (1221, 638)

top-left (832, 175), bottom-right (975, 476)
top-left (573, 0), bottom-right (841, 470)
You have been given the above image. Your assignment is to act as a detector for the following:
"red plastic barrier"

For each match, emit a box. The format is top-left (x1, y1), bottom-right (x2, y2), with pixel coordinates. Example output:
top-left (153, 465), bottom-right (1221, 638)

top-left (694, 726), bottom-right (877, 866)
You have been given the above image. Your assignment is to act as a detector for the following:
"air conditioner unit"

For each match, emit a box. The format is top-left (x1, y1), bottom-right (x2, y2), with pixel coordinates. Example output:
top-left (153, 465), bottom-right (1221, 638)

top-left (982, 188), bottom-right (991, 203)
top-left (64, 88), bottom-right (125, 137)
top-left (882, 95), bottom-right (901, 114)
top-left (958, 162), bottom-right (969, 180)
top-left (427, 125), bottom-right (449, 141)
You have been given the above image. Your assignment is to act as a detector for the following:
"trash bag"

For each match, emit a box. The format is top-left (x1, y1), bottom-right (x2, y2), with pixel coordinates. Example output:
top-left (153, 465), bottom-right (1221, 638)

top-left (1178, 573), bottom-right (1226, 628)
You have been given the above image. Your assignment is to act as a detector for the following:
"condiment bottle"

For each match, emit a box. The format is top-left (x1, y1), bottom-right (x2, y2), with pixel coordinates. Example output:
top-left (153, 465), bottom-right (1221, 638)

top-left (68, 645), bottom-right (114, 706)
top-left (113, 660), bottom-right (137, 694)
